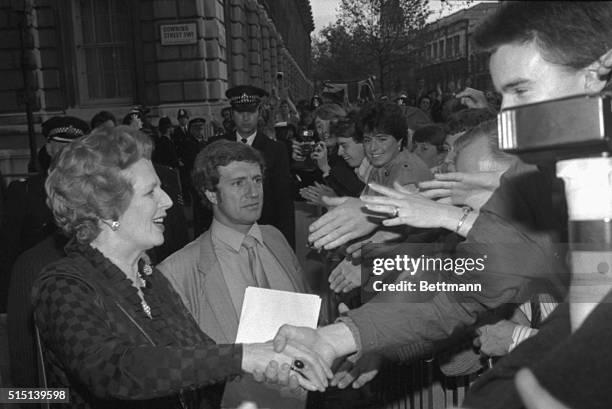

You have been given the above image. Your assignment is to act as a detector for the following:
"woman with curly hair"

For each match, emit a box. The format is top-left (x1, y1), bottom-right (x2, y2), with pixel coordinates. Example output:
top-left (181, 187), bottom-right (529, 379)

top-left (32, 125), bottom-right (330, 409)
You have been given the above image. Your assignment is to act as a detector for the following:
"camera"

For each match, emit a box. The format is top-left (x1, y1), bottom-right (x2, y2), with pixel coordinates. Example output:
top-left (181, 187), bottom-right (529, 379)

top-left (498, 93), bottom-right (612, 165)
top-left (299, 129), bottom-right (316, 157)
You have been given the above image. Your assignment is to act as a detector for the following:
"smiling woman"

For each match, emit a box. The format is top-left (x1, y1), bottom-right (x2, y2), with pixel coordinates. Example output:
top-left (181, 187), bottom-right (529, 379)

top-left (32, 126), bottom-right (331, 409)
top-left (356, 101), bottom-right (433, 194)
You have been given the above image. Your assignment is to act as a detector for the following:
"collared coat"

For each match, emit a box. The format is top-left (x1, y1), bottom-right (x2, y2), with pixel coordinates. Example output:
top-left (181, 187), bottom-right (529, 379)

top-left (158, 224), bottom-right (308, 343)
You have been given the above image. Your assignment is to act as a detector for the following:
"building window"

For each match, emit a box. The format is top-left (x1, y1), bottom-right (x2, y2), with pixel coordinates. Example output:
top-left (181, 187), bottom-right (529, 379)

top-left (72, 0), bottom-right (134, 104)
top-left (439, 40), bottom-right (444, 59)
top-left (433, 43), bottom-right (438, 59)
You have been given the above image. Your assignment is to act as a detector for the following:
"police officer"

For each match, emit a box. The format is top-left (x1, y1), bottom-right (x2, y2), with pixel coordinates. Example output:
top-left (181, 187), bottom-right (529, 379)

top-left (0, 116), bottom-right (89, 311)
top-left (224, 85), bottom-right (295, 248)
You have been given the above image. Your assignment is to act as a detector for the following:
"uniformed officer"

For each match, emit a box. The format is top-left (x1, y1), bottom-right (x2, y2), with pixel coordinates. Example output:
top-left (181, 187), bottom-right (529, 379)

top-left (0, 116), bottom-right (89, 311)
top-left (223, 85), bottom-right (295, 248)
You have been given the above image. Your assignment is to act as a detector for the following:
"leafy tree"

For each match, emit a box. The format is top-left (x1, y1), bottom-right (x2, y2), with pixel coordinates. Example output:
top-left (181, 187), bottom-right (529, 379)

top-left (312, 0), bottom-right (431, 94)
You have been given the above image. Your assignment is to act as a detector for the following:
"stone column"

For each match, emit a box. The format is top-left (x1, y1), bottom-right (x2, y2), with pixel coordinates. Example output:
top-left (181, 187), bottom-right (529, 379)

top-left (228, 0), bottom-right (247, 85)
top-left (245, 0), bottom-right (262, 87)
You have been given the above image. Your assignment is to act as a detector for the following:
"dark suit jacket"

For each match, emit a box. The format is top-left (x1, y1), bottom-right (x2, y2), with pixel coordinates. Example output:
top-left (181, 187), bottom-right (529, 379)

top-left (149, 164), bottom-right (190, 264)
top-left (224, 131), bottom-right (295, 248)
top-left (0, 174), bottom-right (55, 312)
top-left (152, 135), bottom-right (180, 169)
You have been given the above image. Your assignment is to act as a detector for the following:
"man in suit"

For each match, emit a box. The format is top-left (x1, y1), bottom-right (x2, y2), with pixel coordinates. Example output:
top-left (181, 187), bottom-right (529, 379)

top-left (152, 117), bottom-right (180, 170)
top-left (224, 85), bottom-right (295, 248)
top-left (159, 139), bottom-right (309, 408)
top-left (159, 139), bottom-right (308, 342)
top-left (173, 108), bottom-right (192, 204)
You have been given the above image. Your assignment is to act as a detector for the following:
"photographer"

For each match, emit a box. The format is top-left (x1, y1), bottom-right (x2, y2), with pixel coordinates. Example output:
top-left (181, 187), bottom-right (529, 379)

top-left (299, 115), bottom-right (366, 206)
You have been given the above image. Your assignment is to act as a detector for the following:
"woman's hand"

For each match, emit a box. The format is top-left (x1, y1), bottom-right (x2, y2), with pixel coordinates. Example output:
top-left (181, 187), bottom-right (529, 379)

top-left (361, 182), bottom-right (463, 231)
top-left (251, 360), bottom-right (299, 390)
top-left (242, 341), bottom-right (332, 392)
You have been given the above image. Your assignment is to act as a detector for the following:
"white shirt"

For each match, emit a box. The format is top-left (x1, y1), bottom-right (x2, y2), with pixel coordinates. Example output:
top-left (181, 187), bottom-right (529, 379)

top-left (235, 130), bottom-right (257, 146)
top-left (210, 219), bottom-right (293, 315)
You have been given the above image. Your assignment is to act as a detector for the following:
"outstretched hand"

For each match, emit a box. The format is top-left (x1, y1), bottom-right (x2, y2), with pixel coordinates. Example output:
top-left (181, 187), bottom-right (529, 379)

top-left (329, 258), bottom-right (361, 293)
top-left (361, 182), bottom-right (458, 230)
top-left (308, 197), bottom-right (381, 250)
top-left (418, 172), bottom-right (501, 210)
top-left (331, 353), bottom-right (383, 389)
top-left (300, 182), bottom-right (337, 207)
top-left (456, 87), bottom-right (489, 109)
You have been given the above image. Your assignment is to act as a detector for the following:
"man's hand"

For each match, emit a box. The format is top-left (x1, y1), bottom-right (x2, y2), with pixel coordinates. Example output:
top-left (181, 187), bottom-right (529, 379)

top-left (418, 172), bottom-right (501, 210)
top-left (329, 258), bottom-right (361, 293)
top-left (308, 197), bottom-right (381, 250)
top-left (516, 368), bottom-right (571, 409)
top-left (331, 353), bottom-right (383, 389)
top-left (456, 87), bottom-right (489, 109)
top-left (344, 229), bottom-right (405, 261)
top-left (299, 182), bottom-right (337, 207)
top-left (273, 326), bottom-right (340, 368)
top-left (590, 48), bottom-right (612, 84)
top-left (311, 142), bottom-right (331, 174)
top-left (473, 320), bottom-right (516, 357)
top-left (292, 140), bottom-right (306, 161)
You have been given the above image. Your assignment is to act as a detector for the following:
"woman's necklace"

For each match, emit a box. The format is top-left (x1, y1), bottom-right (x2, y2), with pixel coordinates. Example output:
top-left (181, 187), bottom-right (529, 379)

top-left (137, 263), bottom-right (153, 319)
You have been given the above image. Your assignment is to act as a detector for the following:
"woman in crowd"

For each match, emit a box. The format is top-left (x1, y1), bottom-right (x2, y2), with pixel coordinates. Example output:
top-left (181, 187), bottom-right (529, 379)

top-left (31, 126), bottom-right (330, 409)
top-left (359, 101), bottom-right (432, 195)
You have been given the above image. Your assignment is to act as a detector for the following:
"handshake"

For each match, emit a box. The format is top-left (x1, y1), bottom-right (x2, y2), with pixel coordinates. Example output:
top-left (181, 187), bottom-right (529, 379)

top-left (241, 321), bottom-right (376, 393)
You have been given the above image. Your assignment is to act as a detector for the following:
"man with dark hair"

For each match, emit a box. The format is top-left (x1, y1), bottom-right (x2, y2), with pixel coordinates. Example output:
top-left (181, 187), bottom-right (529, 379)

top-left (152, 116), bottom-right (180, 170)
top-left (159, 139), bottom-right (309, 408)
top-left (460, 2), bottom-right (612, 408)
top-left (224, 85), bottom-right (295, 248)
top-left (90, 110), bottom-right (117, 130)
top-left (160, 140), bottom-right (309, 333)
top-left (173, 108), bottom-right (191, 204)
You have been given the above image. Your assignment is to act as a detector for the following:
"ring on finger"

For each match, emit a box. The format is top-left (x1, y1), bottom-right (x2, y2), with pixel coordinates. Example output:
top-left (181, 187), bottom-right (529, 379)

top-left (391, 207), bottom-right (399, 218)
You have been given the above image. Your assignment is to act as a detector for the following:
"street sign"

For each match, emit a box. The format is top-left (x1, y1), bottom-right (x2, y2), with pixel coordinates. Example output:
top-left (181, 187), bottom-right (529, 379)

top-left (160, 23), bottom-right (197, 45)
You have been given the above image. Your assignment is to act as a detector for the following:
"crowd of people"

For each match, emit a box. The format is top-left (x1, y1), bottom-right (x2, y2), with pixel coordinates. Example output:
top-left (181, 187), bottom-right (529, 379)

top-left (0, 2), bottom-right (611, 409)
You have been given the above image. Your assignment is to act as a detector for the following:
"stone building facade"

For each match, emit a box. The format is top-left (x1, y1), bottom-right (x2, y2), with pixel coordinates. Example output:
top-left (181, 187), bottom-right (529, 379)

top-left (403, 2), bottom-right (499, 97)
top-left (0, 0), bottom-right (314, 177)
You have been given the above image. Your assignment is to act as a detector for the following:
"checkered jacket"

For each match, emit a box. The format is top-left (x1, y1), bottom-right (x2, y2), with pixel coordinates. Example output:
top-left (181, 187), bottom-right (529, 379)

top-left (31, 240), bottom-right (243, 409)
